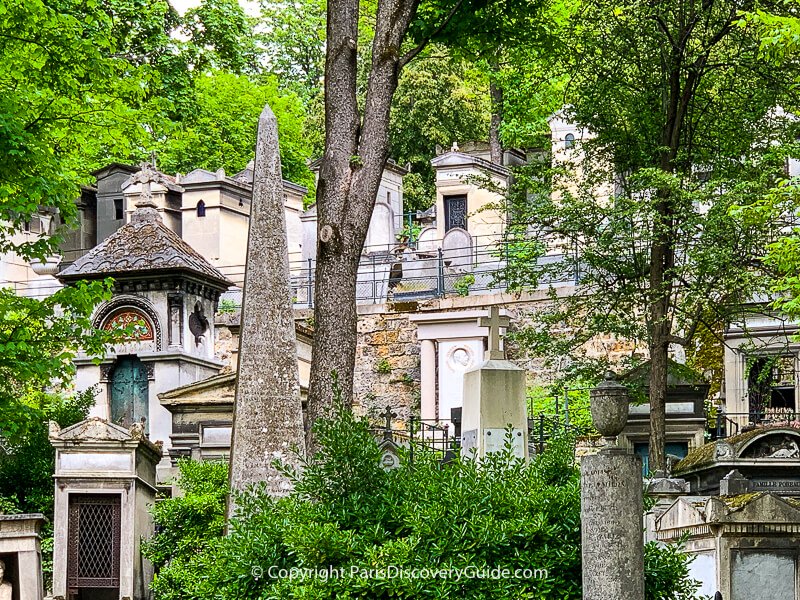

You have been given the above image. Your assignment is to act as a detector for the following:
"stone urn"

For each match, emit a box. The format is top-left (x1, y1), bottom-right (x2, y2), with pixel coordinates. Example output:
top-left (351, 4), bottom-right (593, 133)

top-left (30, 254), bottom-right (62, 276)
top-left (590, 370), bottom-right (631, 444)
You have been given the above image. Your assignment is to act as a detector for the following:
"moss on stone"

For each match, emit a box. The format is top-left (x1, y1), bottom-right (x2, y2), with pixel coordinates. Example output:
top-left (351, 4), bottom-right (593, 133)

top-left (723, 492), bottom-right (763, 510)
top-left (674, 425), bottom-right (800, 475)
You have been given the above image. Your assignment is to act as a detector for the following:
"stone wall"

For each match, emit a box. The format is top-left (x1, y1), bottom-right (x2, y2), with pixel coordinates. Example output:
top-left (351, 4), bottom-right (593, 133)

top-left (354, 311), bottom-right (419, 421)
top-left (349, 289), bottom-right (643, 420)
top-left (214, 287), bottom-right (646, 424)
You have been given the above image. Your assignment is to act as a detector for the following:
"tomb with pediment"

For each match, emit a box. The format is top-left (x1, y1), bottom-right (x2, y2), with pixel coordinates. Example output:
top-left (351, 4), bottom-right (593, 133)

top-left (648, 426), bottom-right (800, 598)
top-left (673, 426), bottom-right (800, 495)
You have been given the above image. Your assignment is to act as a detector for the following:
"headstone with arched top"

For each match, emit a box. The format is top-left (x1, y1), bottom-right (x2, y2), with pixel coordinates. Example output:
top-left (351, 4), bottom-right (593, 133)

top-left (442, 227), bottom-right (473, 268)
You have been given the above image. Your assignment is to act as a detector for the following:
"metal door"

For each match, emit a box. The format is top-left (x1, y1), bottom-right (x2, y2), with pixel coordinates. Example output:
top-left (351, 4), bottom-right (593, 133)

top-left (67, 494), bottom-right (121, 590)
top-left (444, 195), bottom-right (468, 231)
top-left (110, 356), bottom-right (148, 430)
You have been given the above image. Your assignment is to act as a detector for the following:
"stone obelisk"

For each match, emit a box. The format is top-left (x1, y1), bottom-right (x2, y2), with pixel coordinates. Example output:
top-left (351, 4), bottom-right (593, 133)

top-left (228, 104), bottom-right (305, 507)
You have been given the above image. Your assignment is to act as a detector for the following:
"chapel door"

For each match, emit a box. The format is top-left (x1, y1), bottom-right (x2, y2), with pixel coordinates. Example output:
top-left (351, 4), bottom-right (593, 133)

top-left (444, 195), bottom-right (468, 232)
top-left (110, 356), bottom-right (148, 430)
top-left (67, 494), bottom-right (121, 600)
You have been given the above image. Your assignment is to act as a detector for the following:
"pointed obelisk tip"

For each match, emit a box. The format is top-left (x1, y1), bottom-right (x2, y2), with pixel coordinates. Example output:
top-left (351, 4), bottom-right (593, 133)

top-left (259, 102), bottom-right (276, 122)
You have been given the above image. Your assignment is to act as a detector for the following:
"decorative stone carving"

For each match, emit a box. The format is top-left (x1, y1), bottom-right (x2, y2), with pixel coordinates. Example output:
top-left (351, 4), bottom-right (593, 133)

top-left (589, 371), bottom-right (630, 444)
top-left (743, 434), bottom-right (800, 459)
top-left (0, 559), bottom-right (12, 600)
top-left (447, 346), bottom-right (474, 371)
top-left (129, 421), bottom-right (145, 440)
top-left (714, 442), bottom-right (734, 460)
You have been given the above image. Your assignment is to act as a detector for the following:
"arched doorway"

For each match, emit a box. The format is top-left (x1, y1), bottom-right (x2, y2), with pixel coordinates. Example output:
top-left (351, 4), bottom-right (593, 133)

top-left (110, 356), bottom-right (149, 431)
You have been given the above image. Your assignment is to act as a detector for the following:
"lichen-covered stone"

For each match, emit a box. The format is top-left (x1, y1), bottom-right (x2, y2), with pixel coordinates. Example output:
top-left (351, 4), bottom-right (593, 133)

top-left (228, 105), bottom-right (305, 501)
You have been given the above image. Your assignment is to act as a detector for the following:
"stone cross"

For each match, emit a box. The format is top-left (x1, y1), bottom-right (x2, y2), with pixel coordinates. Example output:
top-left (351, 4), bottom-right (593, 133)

top-left (132, 162), bottom-right (159, 209)
top-left (478, 306), bottom-right (510, 360)
top-left (228, 104), bottom-right (306, 508)
top-left (380, 406), bottom-right (396, 441)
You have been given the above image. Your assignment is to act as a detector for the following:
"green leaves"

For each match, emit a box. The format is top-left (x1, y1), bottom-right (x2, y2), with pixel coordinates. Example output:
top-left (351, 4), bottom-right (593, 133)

top-left (144, 408), bottom-right (696, 599)
top-left (0, 280), bottom-right (114, 419)
top-left (155, 71), bottom-right (314, 190)
top-left (501, 0), bottom-right (800, 389)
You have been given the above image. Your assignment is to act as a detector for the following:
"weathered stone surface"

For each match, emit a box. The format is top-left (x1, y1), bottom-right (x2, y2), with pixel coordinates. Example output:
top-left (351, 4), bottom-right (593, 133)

top-left (589, 371), bottom-right (630, 439)
top-left (581, 451), bottom-right (645, 600)
top-left (719, 470), bottom-right (751, 496)
top-left (229, 104), bottom-right (305, 500)
top-left (353, 311), bottom-right (419, 420)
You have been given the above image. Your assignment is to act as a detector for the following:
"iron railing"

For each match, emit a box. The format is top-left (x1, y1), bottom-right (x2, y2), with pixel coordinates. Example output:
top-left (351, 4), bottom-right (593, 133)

top-left (8, 233), bottom-right (581, 305)
top-left (707, 410), bottom-right (800, 440)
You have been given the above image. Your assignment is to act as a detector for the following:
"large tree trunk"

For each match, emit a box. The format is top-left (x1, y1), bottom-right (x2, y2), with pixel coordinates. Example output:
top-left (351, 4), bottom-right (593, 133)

top-left (306, 0), bottom-right (420, 449)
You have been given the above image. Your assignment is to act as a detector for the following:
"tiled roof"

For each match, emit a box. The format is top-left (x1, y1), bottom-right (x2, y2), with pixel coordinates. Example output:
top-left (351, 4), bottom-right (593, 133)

top-left (58, 206), bottom-right (232, 289)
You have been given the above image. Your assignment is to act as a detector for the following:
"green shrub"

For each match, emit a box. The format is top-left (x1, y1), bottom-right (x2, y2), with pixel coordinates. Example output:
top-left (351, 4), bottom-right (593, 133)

top-left (217, 298), bottom-right (238, 314)
top-left (145, 405), bottom-right (700, 599)
top-left (143, 459), bottom-right (228, 570)
top-left (453, 273), bottom-right (476, 296)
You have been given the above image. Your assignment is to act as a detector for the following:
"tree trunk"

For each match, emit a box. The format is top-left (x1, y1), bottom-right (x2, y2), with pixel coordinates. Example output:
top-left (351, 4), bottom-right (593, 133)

top-left (647, 299), bottom-right (669, 476)
top-left (305, 0), bottom-right (420, 449)
top-left (489, 59), bottom-right (503, 165)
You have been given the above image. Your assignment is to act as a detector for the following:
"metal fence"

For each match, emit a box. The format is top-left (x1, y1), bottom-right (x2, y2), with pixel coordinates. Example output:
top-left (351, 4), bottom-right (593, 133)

top-left (8, 233), bottom-right (580, 306)
top-left (708, 410), bottom-right (800, 440)
top-left (285, 237), bottom-right (576, 308)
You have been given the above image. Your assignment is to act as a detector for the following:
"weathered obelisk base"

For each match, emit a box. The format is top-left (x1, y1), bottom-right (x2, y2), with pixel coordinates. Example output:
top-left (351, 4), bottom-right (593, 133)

top-left (228, 104), bottom-right (306, 506)
top-left (581, 373), bottom-right (644, 600)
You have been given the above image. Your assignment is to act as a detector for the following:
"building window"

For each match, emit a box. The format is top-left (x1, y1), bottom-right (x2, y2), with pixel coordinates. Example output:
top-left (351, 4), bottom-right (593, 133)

top-left (444, 195), bottom-right (468, 231)
top-left (748, 355), bottom-right (796, 419)
top-left (565, 133), bottom-right (575, 149)
top-left (196, 200), bottom-right (206, 217)
top-left (114, 198), bottom-right (123, 220)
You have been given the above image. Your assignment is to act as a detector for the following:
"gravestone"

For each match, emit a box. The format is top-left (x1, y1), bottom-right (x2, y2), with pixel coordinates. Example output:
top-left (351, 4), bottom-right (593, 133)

top-left (366, 201), bottom-right (395, 250)
top-left (442, 227), bottom-right (473, 269)
top-left (460, 307), bottom-right (528, 460)
top-left (228, 103), bottom-right (306, 502)
top-left (415, 226), bottom-right (438, 252)
top-left (581, 373), bottom-right (644, 600)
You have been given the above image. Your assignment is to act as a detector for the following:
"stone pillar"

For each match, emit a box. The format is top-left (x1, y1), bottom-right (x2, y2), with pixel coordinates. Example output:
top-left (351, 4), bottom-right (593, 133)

top-left (581, 372), bottom-right (644, 600)
top-left (420, 339), bottom-right (436, 421)
top-left (228, 103), bottom-right (306, 501)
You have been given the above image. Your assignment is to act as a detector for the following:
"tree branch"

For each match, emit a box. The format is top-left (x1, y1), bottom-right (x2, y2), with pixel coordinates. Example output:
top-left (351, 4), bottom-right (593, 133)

top-left (399, 0), bottom-right (465, 69)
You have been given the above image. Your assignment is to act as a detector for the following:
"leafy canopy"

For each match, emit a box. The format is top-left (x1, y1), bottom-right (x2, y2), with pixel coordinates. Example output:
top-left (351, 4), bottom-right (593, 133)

top-left (502, 0), bottom-right (800, 382)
